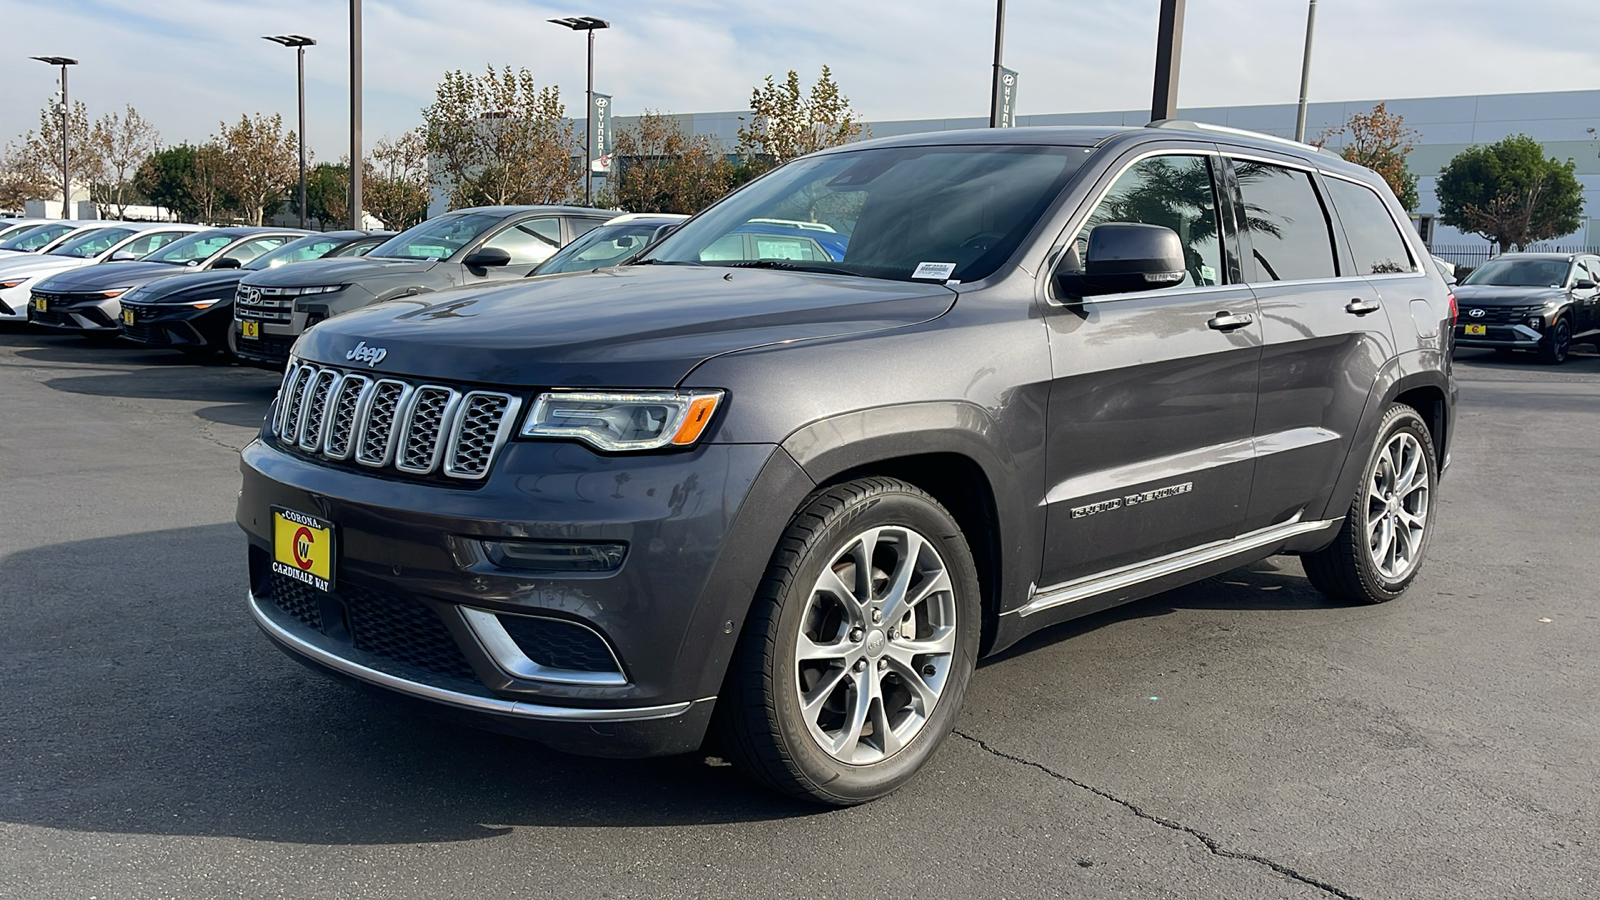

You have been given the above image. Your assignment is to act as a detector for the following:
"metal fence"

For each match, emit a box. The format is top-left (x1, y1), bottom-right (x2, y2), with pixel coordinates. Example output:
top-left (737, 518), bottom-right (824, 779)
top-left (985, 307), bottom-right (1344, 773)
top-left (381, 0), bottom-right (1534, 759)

top-left (1428, 243), bottom-right (1600, 275)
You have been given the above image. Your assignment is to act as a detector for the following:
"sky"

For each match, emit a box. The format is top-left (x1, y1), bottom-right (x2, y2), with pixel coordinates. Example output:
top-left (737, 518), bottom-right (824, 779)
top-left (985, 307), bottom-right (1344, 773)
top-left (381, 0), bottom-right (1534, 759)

top-left (3, 0), bottom-right (1599, 160)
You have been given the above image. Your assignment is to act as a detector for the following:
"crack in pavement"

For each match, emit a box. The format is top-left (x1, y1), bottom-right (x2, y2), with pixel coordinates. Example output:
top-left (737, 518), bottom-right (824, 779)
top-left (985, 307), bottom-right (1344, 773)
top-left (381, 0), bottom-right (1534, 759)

top-left (952, 730), bottom-right (1364, 900)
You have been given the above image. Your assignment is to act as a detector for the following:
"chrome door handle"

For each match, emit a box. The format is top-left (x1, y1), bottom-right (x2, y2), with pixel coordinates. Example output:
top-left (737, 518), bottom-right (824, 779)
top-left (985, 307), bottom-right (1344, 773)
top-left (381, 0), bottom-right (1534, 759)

top-left (1346, 298), bottom-right (1382, 316)
top-left (1207, 311), bottom-right (1254, 331)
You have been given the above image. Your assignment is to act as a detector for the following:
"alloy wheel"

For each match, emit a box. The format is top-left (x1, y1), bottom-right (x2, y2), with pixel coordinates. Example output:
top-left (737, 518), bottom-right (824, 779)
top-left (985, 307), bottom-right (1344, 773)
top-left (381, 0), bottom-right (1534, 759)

top-left (1367, 431), bottom-right (1429, 580)
top-left (793, 525), bottom-right (957, 765)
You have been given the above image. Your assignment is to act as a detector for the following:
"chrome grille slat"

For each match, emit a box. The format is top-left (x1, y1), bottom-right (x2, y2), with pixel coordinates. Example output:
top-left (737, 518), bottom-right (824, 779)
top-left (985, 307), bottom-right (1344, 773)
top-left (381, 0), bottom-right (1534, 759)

top-left (355, 379), bottom-right (410, 468)
top-left (396, 386), bottom-right (461, 475)
top-left (298, 370), bottom-right (341, 452)
top-left (272, 362), bottom-right (517, 481)
top-left (444, 392), bottom-right (519, 480)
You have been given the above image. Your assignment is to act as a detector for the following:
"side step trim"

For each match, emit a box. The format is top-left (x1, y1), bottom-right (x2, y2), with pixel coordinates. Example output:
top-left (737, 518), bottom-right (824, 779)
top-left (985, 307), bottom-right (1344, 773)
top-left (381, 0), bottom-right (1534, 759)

top-left (1010, 514), bottom-right (1341, 618)
top-left (249, 591), bottom-right (702, 722)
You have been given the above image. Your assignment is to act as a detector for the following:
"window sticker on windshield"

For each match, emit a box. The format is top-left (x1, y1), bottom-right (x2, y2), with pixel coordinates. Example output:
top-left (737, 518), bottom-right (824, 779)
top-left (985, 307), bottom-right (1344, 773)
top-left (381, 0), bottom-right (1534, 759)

top-left (912, 261), bottom-right (957, 281)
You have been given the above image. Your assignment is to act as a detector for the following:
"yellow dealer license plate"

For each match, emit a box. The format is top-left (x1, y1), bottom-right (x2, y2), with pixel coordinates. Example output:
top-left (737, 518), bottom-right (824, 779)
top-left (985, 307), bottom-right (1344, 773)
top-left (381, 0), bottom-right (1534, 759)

top-left (272, 508), bottom-right (336, 592)
top-left (121, 309), bottom-right (135, 326)
top-left (32, 296), bottom-right (46, 312)
top-left (241, 320), bottom-right (261, 339)
top-left (1464, 324), bottom-right (1487, 336)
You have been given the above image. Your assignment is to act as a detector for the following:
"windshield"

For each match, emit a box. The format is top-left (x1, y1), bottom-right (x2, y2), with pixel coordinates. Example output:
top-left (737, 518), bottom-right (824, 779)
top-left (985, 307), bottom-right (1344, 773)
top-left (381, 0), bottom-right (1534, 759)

top-left (48, 227), bottom-right (136, 259)
top-left (1, 223), bottom-right (74, 251)
top-left (643, 145), bottom-right (1088, 282)
top-left (147, 231), bottom-right (235, 265)
top-left (1462, 258), bottom-right (1572, 287)
top-left (534, 221), bottom-right (674, 275)
top-left (245, 234), bottom-right (357, 270)
top-left (368, 214), bottom-right (501, 260)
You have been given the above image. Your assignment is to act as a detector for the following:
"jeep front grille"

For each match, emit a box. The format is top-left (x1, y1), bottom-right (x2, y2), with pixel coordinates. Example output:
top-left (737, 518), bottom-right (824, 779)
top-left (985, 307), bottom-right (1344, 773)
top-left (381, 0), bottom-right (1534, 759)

top-left (273, 361), bottom-right (521, 481)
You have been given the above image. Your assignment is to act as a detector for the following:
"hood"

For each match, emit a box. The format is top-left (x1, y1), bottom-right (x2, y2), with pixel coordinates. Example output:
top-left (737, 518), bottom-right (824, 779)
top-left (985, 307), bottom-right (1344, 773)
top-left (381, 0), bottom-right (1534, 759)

top-left (295, 265), bottom-right (957, 387)
top-left (33, 260), bottom-right (196, 293)
top-left (1452, 285), bottom-right (1567, 307)
top-left (123, 268), bottom-right (246, 303)
top-left (0, 254), bottom-right (85, 279)
top-left (241, 256), bottom-right (438, 287)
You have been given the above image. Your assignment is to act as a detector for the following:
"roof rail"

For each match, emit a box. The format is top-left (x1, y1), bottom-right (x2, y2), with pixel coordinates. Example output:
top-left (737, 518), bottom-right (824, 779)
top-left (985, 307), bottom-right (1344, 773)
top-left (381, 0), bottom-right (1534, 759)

top-left (1146, 119), bottom-right (1345, 159)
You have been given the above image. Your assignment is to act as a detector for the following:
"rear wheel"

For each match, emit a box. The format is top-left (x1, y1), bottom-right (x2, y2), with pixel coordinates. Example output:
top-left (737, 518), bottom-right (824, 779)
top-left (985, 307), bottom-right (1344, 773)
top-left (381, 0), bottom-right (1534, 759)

top-left (1539, 318), bottom-right (1571, 365)
top-left (718, 477), bottom-right (980, 805)
top-left (1303, 404), bottom-right (1437, 604)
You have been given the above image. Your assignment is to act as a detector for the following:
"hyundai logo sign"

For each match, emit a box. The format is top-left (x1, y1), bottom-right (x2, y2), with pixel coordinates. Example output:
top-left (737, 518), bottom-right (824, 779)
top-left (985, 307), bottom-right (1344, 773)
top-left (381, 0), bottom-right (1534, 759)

top-left (1468, 308), bottom-right (1486, 318)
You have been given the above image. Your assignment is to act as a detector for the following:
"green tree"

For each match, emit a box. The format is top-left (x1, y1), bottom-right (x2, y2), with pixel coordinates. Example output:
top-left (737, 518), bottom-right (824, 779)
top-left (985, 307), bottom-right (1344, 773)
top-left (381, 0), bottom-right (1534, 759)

top-left (422, 66), bottom-right (576, 208)
top-left (302, 161), bottom-right (351, 229)
top-left (1316, 102), bottom-right (1420, 211)
top-left (0, 140), bottom-right (50, 212)
top-left (736, 66), bottom-right (868, 177)
top-left (92, 105), bottom-right (161, 219)
top-left (134, 145), bottom-right (200, 221)
top-left (20, 95), bottom-right (105, 207)
top-left (1436, 134), bottom-right (1584, 250)
top-left (368, 130), bottom-right (431, 230)
top-left (188, 142), bottom-right (236, 224)
top-left (609, 111), bottom-right (736, 214)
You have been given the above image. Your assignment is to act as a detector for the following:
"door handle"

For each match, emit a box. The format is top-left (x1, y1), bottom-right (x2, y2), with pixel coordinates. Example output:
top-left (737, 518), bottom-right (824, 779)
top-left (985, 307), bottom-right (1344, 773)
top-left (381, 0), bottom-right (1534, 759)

top-left (1206, 311), bottom-right (1254, 331)
top-left (1345, 298), bottom-right (1382, 316)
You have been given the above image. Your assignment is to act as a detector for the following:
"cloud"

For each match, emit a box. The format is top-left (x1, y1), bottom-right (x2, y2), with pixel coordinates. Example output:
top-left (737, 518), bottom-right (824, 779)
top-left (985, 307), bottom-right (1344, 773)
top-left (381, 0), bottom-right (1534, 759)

top-left (3, 0), bottom-right (1599, 160)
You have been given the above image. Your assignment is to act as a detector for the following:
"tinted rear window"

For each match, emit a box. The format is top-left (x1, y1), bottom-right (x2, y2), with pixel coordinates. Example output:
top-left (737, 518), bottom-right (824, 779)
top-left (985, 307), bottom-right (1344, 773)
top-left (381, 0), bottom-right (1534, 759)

top-left (1325, 178), bottom-right (1415, 275)
top-left (1234, 161), bottom-right (1338, 282)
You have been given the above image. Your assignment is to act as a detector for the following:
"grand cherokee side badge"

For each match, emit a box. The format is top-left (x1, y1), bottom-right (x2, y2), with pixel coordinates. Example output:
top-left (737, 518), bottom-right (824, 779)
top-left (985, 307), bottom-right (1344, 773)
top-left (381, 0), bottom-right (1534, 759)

top-left (346, 341), bottom-right (388, 367)
top-left (1071, 482), bottom-right (1193, 519)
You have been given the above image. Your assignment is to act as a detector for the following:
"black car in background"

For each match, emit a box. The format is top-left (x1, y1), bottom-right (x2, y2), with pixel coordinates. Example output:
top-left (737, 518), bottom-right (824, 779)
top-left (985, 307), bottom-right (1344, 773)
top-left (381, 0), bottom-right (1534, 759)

top-left (1452, 252), bottom-right (1600, 364)
top-left (231, 206), bottom-right (611, 368)
top-left (29, 227), bottom-right (307, 337)
top-left (120, 231), bottom-right (389, 356)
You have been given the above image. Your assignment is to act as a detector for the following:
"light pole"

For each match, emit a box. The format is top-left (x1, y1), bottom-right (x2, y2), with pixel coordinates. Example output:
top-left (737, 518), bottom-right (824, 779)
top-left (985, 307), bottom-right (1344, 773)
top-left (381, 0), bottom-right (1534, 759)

top-left (263, 35), bottom-right (316, 229)
top-left (1293, 0), bottom-right (1319, 143)
top-left (1150, 0), bottom-right (1185, 122)
top-left (349, 0), bottom-right (363, 230)
top-left (988, 0), bottom-right (1006, 128)
top-left (31, 56), bottom-right (78, 219)
top-left (549, 16), bottom-right (609, 207)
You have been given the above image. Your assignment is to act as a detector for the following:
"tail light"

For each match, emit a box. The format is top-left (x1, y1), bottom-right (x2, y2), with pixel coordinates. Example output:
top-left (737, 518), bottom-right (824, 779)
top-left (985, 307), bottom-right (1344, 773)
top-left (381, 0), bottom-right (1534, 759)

top-left (1448, 293), bottom-right (1457, 326)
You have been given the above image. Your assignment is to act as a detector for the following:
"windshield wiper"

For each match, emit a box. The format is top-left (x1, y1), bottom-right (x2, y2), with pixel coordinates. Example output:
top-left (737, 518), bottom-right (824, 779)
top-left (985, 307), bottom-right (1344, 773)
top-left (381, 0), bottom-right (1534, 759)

top-left (721, 260), bottom-right (861, 276)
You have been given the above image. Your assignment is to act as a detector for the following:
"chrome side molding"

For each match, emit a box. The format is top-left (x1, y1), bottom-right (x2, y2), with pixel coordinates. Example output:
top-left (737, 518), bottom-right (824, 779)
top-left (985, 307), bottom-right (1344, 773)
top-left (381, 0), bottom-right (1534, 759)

top-left (1011, 513), bottom-right (1341, 618)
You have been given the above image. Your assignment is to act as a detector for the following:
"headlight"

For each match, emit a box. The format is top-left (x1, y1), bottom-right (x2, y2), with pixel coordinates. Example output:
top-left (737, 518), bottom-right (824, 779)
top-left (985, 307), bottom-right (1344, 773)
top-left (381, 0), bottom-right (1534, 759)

top-left (520, 390), bottom-right (724, 451)
top-left (99, 288), bottom-right (130, 298)
top-left (293, 285), bottom-right (343, 296)
top-left (0, 278), bottom-right (27, 290)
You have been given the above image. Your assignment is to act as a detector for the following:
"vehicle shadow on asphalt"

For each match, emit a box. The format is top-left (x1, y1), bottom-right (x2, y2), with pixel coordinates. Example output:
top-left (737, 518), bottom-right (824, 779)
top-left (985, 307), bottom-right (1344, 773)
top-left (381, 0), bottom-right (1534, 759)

top-left (0, 524), bottom-right (813, 844)
top-left (982, 556), bottom-right (1337, 667)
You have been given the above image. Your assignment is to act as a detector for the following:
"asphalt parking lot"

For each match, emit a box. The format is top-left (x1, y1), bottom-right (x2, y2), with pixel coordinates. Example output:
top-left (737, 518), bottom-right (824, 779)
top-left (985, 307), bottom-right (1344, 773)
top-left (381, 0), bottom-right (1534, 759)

top-left (2, 327), bottom-right (1596, 900)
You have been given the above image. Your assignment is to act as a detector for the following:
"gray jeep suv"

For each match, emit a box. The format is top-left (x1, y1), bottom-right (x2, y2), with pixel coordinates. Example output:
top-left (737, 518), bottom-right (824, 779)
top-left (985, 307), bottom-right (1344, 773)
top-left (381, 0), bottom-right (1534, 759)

top-left (240, 122), bottom-right (1456, 805)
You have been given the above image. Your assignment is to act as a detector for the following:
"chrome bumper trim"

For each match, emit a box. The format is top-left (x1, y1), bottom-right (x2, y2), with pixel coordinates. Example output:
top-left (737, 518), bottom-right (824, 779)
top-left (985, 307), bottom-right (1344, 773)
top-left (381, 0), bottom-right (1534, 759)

top-left (1011, 513), bottom-right (1342, 618)
top-left (249, 590), bottom-right (700, 722)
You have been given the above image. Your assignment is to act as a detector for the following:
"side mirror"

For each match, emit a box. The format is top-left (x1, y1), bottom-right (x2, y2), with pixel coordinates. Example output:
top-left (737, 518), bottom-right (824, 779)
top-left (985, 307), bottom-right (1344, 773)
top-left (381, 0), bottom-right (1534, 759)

top-left (109, 250), bottom-right (138, 261)
top-left (212, 257), bottom-right (243, 269)
top-left (650, 223), bottom-right (681, 244)
top-left (1573, 279), bottom-right (1596, 290)
top-left (1054, 223), bottom-right (1187, 298)
top-left (463, 247), bottom-right (512, 268)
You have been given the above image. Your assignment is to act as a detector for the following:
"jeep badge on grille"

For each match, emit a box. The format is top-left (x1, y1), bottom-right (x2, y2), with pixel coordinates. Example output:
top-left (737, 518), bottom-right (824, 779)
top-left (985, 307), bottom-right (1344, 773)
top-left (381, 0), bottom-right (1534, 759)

top-left (346, 341), bottom-right (388, 367)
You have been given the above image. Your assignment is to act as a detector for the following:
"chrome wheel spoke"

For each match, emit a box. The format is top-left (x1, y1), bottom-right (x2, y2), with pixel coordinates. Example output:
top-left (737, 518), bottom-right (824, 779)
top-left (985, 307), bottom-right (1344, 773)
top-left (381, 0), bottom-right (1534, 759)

top-left (887, 626), bottom-right (957, 661)
top-left (876, 530), bottom-right (927, 625)
top-left (830, 668), bottom-right (874, 757)
top-left (815, 566), bottom-right (866, 619)
top-left (797, 633), bottom-right (853, 663)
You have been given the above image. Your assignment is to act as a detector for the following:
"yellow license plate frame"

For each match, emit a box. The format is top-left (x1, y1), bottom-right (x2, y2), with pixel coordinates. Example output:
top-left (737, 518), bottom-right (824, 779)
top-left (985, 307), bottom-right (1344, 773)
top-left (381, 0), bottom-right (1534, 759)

top-left (1464, 324), bottom-right (1488, 336)
top-left (272, 507), bottom-right (336, 592)
top-left (31, 296), bottom-right (46, 312)
top-left (121, 308), bottom-right (134, 326)
top-left (241, 320), bottom-right (261, 339)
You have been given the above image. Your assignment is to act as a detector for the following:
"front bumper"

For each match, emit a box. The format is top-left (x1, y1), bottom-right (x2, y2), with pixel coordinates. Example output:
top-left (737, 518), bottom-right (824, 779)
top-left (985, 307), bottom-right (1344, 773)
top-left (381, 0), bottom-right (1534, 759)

top-left (28, 294), bottom-right (123, 332)
top-left (121, 300), bottom-right (234, 349)
top-left (1454, 322), bottom-right (1544, 349)
top-left (238, 434), bottom-right (814, 757)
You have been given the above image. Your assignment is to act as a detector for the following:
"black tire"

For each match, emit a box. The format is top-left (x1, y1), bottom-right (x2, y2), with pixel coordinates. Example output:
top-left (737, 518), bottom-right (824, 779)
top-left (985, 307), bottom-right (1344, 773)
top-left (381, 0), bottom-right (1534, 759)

top-left (1303, 404), bottom-right (1438, 604)
top-left (717, 477), bottom-right (981, 805)
top-left (1538, 318), bottom-right (1571, 365)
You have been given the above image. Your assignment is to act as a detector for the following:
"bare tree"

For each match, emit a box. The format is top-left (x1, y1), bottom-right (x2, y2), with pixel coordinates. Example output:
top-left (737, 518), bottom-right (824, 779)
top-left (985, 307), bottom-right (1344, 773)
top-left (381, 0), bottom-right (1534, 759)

top-left (0, 140), bottom-right (50, 212)
top-left (92, 106), bottom-right (161, 219)
top-left (216, 113), bottom-right (298, 226)
top-left (187, 142), bottom-right (233, 224)
top-left (422, 66), bottom-right (576, 208)
top-left (21, 96), bottom-right (105, 210)
top-left (736, 66), bottom-right (868, 175)
top-left (609, 111), bottom-right (735, 214)
top-left (367, 129), bottom-right (431, 229)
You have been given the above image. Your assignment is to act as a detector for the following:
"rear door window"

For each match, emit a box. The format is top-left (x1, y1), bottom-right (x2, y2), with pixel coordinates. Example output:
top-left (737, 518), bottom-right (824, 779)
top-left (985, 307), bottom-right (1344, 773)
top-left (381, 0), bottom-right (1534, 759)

top-left (1232, 161), bottom-right (1338, 282)
top-left (481, 218), bottom-right (563, 264)
top-left (224, 237), bottom-right (292, 265)
top-left (1324, 178), bottom-right (1416, 275)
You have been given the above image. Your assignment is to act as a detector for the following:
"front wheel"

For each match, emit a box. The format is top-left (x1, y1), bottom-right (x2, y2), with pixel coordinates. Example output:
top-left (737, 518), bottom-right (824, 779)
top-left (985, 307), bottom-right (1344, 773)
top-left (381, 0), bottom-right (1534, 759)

top-left (1539, 318), bottom-right (1571, 365)
top-left (1303, 404), bottom-right (1438, 603)
top-left (718, 477), bottom-right (981, 805)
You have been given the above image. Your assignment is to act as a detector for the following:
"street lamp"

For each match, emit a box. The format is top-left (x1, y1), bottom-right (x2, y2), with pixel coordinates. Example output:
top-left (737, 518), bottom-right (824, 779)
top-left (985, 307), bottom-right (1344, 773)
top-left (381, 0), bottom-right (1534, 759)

top-left (263, 35), bottom-right (316, 229)
top-left (30, 56), bottom-right (78, 219)
top-left (1293, 0), bottom-right (1319, 143)
top-left (988, 0), bottom-right (1006, 128)
top-left (549, 16), bottom-right (609, 207)
top-left (349, 0), bottom-right (362, 230)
